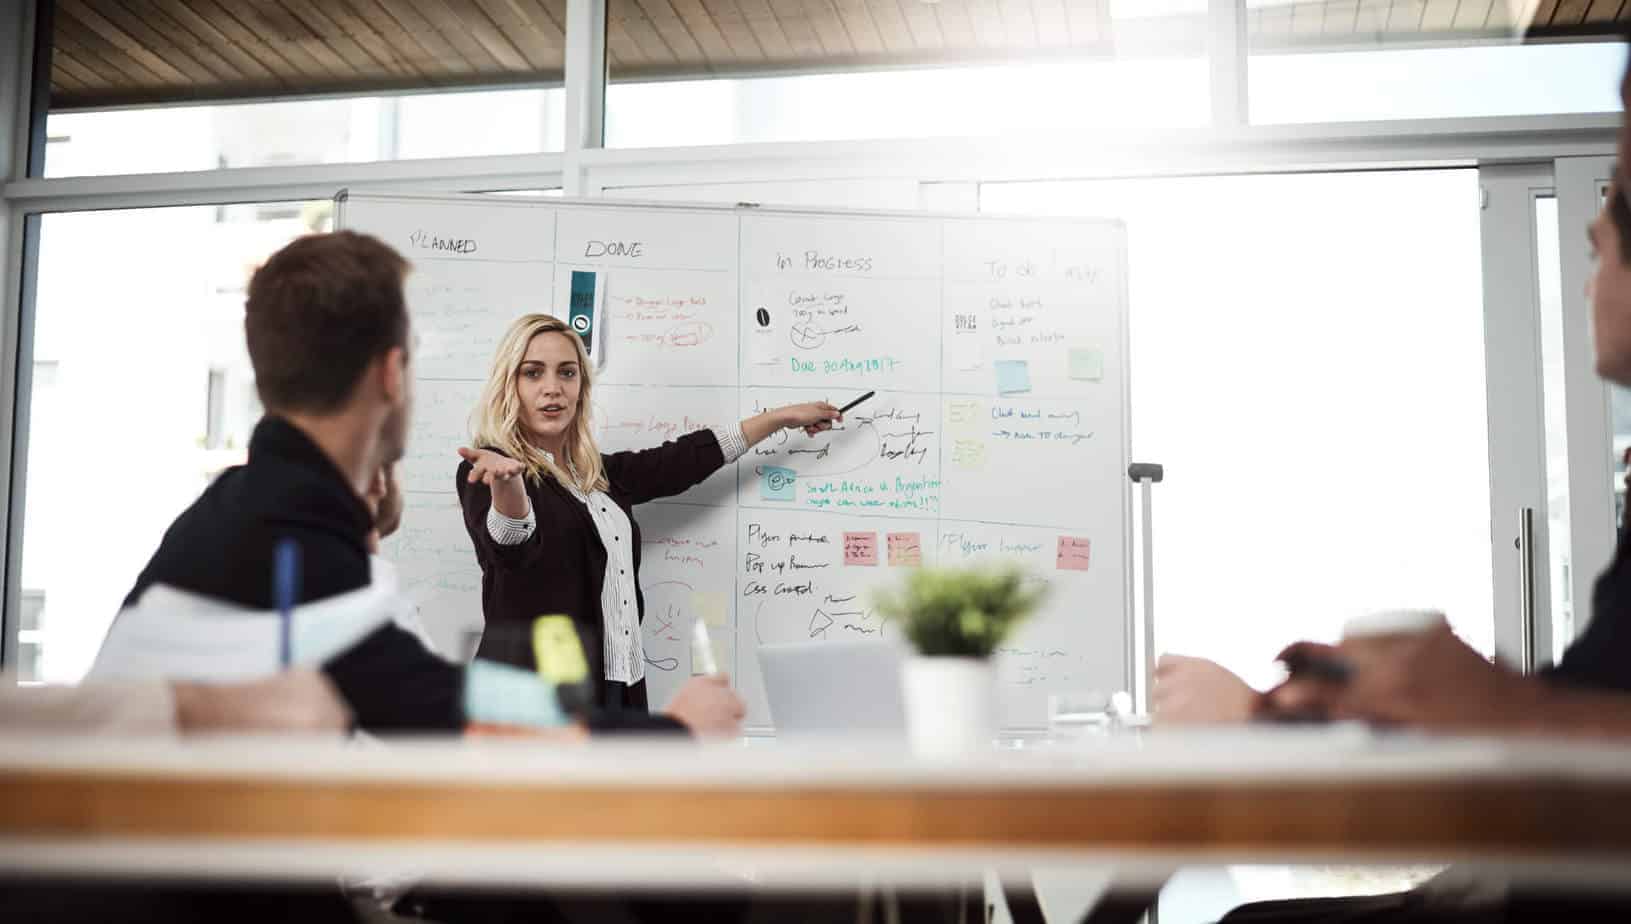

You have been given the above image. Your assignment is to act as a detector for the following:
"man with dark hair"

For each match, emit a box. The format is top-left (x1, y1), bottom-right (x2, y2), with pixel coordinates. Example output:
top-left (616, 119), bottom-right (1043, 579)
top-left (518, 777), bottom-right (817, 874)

top-left (123, 231), bottom-right (460, 732)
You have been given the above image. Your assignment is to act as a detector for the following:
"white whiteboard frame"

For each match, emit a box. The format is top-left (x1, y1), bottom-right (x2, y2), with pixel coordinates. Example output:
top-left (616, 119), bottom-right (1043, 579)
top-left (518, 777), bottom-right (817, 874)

top-left (335, 189), bottom-right (1137, 726)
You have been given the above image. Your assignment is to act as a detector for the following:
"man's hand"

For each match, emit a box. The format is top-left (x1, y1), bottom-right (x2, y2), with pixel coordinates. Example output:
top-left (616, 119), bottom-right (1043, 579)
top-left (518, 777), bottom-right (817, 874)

top-left (1264, 627), bottom-right (1534, 732)
top-left (663, 674), bottom-right (745, 738)
top-left (174, 670), bottom-right (352, 733)
top-left (1152, 654), bottom-right (1257, 725)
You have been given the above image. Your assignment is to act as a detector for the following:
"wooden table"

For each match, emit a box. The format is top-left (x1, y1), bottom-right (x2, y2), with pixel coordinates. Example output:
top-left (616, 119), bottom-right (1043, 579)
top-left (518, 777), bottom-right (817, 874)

top-left (3, 728), bottom-right (1630, 895)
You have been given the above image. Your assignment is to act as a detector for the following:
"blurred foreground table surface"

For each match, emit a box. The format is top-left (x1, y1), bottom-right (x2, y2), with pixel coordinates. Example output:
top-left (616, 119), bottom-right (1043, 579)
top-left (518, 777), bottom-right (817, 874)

top-left (1, 727), bottom-right (1630, 892)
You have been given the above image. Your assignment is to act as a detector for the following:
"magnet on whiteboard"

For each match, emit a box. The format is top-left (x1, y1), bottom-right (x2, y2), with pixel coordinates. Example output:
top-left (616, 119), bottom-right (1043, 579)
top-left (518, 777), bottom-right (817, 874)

top-left (567, 269), bottom-right (603, 366)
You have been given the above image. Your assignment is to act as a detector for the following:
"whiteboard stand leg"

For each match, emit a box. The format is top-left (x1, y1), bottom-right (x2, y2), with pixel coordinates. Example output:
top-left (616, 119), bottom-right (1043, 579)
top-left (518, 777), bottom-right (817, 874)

top-left (1127, 463), bottom-right (1164, 717)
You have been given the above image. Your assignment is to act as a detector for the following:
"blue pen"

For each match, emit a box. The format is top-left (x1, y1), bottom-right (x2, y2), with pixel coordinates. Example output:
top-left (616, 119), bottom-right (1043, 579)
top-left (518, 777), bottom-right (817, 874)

top-left (273, 539), bottom-right (302, 667)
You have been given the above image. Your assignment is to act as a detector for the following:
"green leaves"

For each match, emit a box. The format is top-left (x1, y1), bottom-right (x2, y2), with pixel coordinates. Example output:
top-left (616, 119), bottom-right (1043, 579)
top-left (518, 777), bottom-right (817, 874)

top-left (875, 565), bottom-right (1045, 658)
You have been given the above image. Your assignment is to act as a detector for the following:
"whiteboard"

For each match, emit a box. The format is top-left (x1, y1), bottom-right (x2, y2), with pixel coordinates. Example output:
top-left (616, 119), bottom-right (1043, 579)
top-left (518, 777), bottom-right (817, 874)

top-left (341, 191), bottom-right (1131, 732)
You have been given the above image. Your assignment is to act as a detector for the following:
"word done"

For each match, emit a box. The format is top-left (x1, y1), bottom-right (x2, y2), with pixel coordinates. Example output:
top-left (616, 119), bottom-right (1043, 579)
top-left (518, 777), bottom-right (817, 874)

top-left (585, 240), bottom-right (645, 258)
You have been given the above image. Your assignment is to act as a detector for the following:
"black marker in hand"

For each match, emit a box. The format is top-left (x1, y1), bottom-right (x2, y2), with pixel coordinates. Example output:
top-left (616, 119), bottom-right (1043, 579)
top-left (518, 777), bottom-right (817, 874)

top-left (838, 391), bottom-right (875, 415)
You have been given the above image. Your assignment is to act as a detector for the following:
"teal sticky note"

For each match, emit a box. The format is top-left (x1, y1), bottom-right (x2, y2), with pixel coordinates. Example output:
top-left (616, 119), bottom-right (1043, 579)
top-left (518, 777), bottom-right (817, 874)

top-left (761, 465), bottom-right (797, 502)
top-left (994, 360), bottom-right (1031, 395)
top-left (1068, 348), bottom-right (1104, 381)
top-left (463, 660), bottom-right (569, 729)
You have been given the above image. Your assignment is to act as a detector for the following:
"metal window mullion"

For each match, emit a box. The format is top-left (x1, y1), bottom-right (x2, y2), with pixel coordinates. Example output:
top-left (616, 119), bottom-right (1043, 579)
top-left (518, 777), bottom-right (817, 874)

top-left (0, 0), bottom-right (40, 674)
top-left (1210, 0), bottom-right (1248, 129)
top-left (563, 0), bottom-right (608, 196)
top-left (1554, 156), bottom-right (1618, 648)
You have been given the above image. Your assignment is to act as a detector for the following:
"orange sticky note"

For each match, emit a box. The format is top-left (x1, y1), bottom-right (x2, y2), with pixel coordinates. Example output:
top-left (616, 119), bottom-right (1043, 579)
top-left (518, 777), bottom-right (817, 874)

top-left (887, 532), bottom-right (922, 567)
top-left (844, 531), bottom-right (879, 566)
top-left (1056, 536), bottom-right (1091, 571)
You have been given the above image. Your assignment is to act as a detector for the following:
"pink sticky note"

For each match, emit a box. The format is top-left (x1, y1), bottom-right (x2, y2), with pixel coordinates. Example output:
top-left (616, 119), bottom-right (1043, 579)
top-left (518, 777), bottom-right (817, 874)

top-left (887, 532), bottom-right (922, 567)
top-left (844, 531), bottom-right (879, 566)
top-left (1056, 537), bottom-right (1091, 571)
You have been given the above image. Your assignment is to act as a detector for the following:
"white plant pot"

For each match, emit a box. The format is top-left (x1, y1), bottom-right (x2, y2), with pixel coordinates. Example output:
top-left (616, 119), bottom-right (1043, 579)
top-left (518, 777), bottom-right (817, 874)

top-left (901, 656), bottom-right (995, 758)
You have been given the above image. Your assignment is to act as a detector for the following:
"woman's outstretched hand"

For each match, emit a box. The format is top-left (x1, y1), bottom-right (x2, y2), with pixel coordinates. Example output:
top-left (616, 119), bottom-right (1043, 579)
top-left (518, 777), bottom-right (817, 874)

top-left (778, 401), bottom-right (842, 436)
top-left (458, 447), bottom-right (530, 518)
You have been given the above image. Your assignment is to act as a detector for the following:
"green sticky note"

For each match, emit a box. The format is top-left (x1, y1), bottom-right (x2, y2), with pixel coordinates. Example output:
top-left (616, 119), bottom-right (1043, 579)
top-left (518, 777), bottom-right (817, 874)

top-left (1068, 348), bottom-right (1104, 381)
top-left (994, 360), bottom-right (1031, 395)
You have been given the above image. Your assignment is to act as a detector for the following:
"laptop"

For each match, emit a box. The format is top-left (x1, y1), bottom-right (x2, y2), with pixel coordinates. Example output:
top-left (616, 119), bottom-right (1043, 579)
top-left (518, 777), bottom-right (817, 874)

top-left (758, 639), bottom-right (908, 736)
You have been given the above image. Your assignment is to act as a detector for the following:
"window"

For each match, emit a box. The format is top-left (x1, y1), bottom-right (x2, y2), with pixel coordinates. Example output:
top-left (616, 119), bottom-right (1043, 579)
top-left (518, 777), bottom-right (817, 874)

top-left (1249, 42), bottom-right (1626, 125)
top-left (41, 2), bottom-right (571, 177)
top-left (20, 201), bottom-right (326, 683)
top-left (605, 3), bottom-right (1210, 147)
top-left (44, 88), bottom-right (566, 178)
top-left (983, 169), bottom-right (1493, 688)
top-left (1245, 0), bottom-right (1628, 124)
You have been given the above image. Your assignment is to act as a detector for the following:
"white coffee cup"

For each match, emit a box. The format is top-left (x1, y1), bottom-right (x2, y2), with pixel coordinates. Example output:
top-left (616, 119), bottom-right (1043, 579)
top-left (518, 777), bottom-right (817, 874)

top-left (1342, 609), bottom-right (1447, 640)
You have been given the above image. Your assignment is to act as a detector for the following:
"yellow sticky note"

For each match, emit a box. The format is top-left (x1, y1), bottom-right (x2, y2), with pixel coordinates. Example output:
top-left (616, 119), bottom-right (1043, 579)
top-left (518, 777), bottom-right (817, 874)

top-left (946, 400), bottom-right (984, 436)
top-left (951, 439), bottom-right (987, 470)
top-left (532, 615), bottom-right (589, 684)
top-left (691, 591), bottom-right (729, 627)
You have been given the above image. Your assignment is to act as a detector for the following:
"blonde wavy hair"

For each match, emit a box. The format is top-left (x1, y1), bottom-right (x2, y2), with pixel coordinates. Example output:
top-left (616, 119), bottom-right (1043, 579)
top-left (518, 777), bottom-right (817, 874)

top-left (471, 313), bottom-right (608, 494)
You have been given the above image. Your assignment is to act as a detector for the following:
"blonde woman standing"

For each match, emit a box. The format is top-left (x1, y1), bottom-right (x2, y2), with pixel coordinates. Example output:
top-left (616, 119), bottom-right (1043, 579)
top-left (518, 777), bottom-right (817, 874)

top-left (457, 313), bottom-right (841, 735)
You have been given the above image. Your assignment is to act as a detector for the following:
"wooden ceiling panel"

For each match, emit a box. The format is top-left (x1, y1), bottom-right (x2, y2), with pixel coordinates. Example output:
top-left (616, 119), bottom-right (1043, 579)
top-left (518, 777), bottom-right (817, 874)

top-left (665, 0), bottom-right (739, 63)
top-left (965, 0), bottom-right (1007, 49)
top-left (996, 0), bottom-right (1040, 48)
top-left (345, 0), bottom-right (476, 75)
top-left (798, 0), bottom-right (857, 56)
top-left (1584, 0), bottom-right (1627, 24)
top-left (610, 0), bottom-right (679, 66)
top-left (1379, 0), bottom-right (1422, 33)
top-left (734, 0), bottom-right (798, 60)
top-left (1321, 0), bottom-right (1359, 34)
top-left (899, 0), bottom-right (946, 50)
top-left (696, 0), bottom-right (767, 61)
top-left (201, 0), bottom-right (340, 79)
top-left (934, 0), bottom-right (979, 50)
top-left (1352, 0), bottom-right (1390, 32)
top-left (631, 0), bottom-right (706, 65)
top-left (61, 2), bottom-right (195, 85)
top-left (862, 0), bottom-right (916, 54)
top-left (1452, 0), bottom-right (1496, 29)
top-left (1062, 0), bottom-right (1103, 43)
top-left (829, 0), bottom-right (886, 54)
top-left (45, 0), bottom-right (1631, 109)
top-left (154, 2), bottom-right (281, 80)
top-left (94, 1), bottom-right (244, 84)
top-left (51, 47), bottom-right (105, 88)
top-left (1031, 0), bottom-right (1072, 48)
top-left (1552, 0), bottom-right (1596, 25)
top-left (766, 0), bottom-right (830, 57)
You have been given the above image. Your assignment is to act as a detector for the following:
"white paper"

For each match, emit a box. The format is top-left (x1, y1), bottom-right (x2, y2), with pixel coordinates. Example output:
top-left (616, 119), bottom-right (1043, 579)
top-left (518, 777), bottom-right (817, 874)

top-left (88, 577), bottom-right (403, 683)
top-left (747, 326), bottom-right (781, 368)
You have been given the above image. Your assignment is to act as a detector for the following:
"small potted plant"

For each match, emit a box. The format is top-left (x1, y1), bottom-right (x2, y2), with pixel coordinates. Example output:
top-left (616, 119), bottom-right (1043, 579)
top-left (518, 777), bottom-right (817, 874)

top-left (875, 565), bottom-right (1045, 756)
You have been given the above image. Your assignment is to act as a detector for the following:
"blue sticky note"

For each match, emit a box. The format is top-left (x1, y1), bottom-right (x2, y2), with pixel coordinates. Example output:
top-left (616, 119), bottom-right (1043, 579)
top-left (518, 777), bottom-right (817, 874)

top-left (995, 359), bottom-right (1031, 395)
top-left (463, 660), bottom-right (569, 729)
top-left (761, 466), bottom-right (797, 502)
